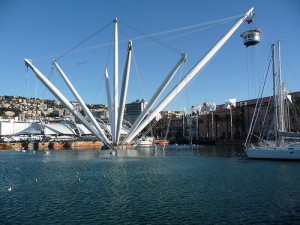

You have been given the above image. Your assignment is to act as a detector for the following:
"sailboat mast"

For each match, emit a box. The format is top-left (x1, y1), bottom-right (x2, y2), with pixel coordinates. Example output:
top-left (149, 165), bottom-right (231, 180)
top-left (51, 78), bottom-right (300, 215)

top-left (278, 40), bottom-right (284, 132)
top-left (271, 44), bottom-right (279, 146)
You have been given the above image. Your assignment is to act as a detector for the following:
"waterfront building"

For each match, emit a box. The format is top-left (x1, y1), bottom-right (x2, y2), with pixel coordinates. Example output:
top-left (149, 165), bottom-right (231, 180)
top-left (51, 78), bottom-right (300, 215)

top-left (195, 91), bottom-right (300, 142)
top-left (124, 99), bottom-right (148, 125)
top-left (1, 92), bottom-right (300, 144)
top-left (151, 91), bottom-right (300, 143)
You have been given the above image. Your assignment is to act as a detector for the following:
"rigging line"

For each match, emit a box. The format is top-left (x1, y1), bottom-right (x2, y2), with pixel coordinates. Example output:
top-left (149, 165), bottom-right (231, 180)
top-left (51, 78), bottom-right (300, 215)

top-left (41, 66), bottom-right (55, 98)
top-left (32, 15), bottom-right (240, 62)
top-left (281, 54), bottom-right (298, 92)
top-left (250, 46), bottom-right (256, 98)
top-left (92, 73), bottom-right (105, 105)
top-left (245, 47), bottom-right (250, 99)
top-left (55, 21), bottom-right (113, 61)
top-left (121, 14), bottom-right (242, 43)
top-left (259, 96), bottom-right (272, 140)
top-left (131, 50), bottom-right (144, 100)
top-left (169, 59), bottom-right (187, 110)
top-left (105, 28), bottom-right (114, 68)
top-left (138, 120), bottom-right (158, 141)
top-left (257, 48), bottom-right (272, 100)
top-left (25, 65), bottom-right (29, 100)
top-left (34, 76), bottom-right (38, 108)
top-left (31, 42), bottom-right (113, 62)
top-left (134, 22), bottom-right (225, 51)
top-left (120, 21), bottom-right (183, 55)
top-left (246, 50), bottom-right (272, 144)
top-left (255, 43), bottom-right (261, 88)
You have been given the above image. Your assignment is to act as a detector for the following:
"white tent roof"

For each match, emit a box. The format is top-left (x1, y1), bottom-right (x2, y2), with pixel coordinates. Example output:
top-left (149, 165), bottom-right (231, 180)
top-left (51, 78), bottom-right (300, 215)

top-left (16, 122), bottom-right (76, 136)
top-left (44, 123), bottom-right (75, 135)
top-left (77, 124), bottom-right (92, 135)
top-left (16, 123), bottom-right (44, 135)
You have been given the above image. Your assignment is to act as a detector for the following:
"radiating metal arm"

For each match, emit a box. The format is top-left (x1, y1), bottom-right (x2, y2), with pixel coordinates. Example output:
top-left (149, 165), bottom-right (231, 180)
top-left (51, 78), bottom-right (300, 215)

top-left (104, 68), bottom-right (114, 142)
top-left (113, 18), bottom-right (119, 144)
top-left (123, 53), bottom-right (187, 144)
top-left (123, 7), bottom-right (254, 144)
top-left (116, 41), bottom-right (132, 144)
top-left (24, 59), bottom-right (111, 147)
top-left (52, 60), bottom-right (110, 145)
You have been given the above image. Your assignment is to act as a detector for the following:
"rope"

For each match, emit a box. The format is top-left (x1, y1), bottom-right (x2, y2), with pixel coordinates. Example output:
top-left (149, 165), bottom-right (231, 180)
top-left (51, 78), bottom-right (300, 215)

top-left (259, 96), bottom-right (272, 139)
top-left (132, 50), bottom-right (144, 100)
top-left (120, 15), bottom-right (240, 55)
top-left (245, 48), bottom-right (273, 145)
top-left (121, 14), bottom-right (242, 43)
top-left (120, 20), bottom-right (182, 55)
top-left (105, 28), bottom-right (114, 68)
top-left (31, 14), bottom-right (242, 62)
top-left (55, 21), bottom-right (112, 61)
top-left (41, 66), bottom-right (55, 98)
top-left (92, 73), bottom-right (105, 105)
top-left (25, 65), bottom-right (29, 100)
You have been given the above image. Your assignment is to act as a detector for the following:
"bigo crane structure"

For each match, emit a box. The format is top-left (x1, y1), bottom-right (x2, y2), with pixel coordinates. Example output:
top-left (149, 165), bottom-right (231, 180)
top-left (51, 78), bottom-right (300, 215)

top-left (25, 7), bottom-right (254, 149)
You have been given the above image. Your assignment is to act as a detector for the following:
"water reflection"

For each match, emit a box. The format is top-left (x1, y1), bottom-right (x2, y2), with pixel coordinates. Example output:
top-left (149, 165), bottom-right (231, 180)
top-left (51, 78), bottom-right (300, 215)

top-left (4, 144), bottom-right (247, 160)
top-left (1, 145), bottom-right (300, 224)
top-left (99, 144), bottom-right (246, 159)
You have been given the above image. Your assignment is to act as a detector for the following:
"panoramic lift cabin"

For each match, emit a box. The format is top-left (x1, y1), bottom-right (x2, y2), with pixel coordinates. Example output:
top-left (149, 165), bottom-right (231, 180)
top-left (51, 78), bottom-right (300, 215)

top-left (240, 29), bottom-right (262, 47)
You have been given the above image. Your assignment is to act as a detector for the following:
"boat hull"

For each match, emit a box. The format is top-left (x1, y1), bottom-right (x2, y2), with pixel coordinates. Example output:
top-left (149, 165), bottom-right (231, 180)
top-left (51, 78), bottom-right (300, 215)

top-left (156, 140), bottom-right (169, 146)
top-left (137, 142), bottom-right (154, 148)
top-left (136, 137), bottom-right (155, 147)
top-left (245, 145), bottom-right (300, 160)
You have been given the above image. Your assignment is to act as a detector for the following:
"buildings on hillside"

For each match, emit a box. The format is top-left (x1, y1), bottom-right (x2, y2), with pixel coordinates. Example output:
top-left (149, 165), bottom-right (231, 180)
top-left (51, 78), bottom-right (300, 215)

top-left (1, 92), bottom-right (300, 143)
top-left (0, 95), bottom-right (108, 122)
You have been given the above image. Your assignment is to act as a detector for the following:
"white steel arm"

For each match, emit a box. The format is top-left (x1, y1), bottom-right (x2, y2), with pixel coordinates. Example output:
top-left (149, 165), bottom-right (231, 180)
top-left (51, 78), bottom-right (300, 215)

top-left (24, 59), bottom-right (111, 147)
top-left (52, 60), bottom-right (110, 145)
top-left (104, 68), bottom-right (114, 141)
top-left (116, 41), bottom-right (132, 144)
top-left (123, 53), bottom-right (187, 144)
top-left (124, 7), bottom-right (254, 144)
top-left (113, 18), bottom-right (119, 143)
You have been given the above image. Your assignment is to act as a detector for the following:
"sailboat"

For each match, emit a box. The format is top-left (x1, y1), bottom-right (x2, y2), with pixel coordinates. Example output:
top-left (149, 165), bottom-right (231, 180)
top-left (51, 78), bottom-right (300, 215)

top-left (244, 41), bottom-right (300, 159)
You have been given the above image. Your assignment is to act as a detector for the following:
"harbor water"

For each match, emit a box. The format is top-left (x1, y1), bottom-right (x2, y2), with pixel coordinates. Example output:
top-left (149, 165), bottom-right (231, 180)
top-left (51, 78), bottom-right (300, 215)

top-left (1, 145), bottom-right (300, 224)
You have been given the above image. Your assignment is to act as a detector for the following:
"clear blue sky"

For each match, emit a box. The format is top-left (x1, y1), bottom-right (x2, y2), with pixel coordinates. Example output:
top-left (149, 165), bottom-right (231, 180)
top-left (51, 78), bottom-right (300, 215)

top-left (1, 0), bottom-right (300, 111)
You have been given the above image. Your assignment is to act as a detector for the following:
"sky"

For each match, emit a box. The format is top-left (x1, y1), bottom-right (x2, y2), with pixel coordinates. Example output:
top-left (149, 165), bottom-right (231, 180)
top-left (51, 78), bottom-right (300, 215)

top-left (1, 0), bottom-right (300, 111)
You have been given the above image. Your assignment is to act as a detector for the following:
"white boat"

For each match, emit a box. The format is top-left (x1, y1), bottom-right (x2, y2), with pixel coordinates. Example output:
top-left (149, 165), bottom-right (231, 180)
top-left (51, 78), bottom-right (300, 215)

top-left (245, 143), bottom-right (300, 159)
top-left (244, 41), bottom-right (300, 159)
top-left (136, 136), bottom-right (155, 147)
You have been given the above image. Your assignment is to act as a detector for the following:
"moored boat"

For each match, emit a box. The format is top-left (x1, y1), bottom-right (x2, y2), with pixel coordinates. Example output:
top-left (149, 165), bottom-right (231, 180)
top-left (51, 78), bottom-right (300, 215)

top-left (244, 41), bottom-right (300, 160)
top-left (157, 140), bottom-right (169, 146)
top-left (136, 136), bottom-right (155, 147)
